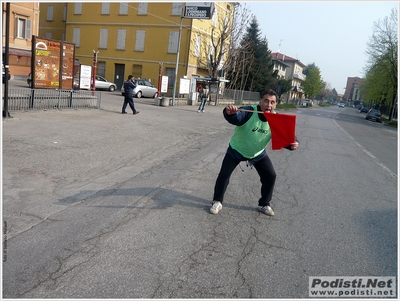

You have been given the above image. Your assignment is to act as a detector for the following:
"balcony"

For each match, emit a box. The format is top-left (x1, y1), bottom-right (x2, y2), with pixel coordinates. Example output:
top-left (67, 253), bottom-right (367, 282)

top-left (293, 73), bottom-right (306, 81)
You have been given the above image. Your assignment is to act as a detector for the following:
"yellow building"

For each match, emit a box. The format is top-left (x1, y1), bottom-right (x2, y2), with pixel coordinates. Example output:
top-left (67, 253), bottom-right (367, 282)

top-left (39, 2), bottom-right (235, 93)
top-left (2, 2), bottom-right (40, 78)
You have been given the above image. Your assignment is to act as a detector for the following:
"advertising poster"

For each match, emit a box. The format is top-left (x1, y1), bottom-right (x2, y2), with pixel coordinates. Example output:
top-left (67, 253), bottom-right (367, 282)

top-left (32, 37), bottom-right (61, 89)
top-left (161, 76), bottom-right (169, 93)
top-left (61, 43), bottom-right (75, 90)
top-left (79, 65), bottom-right (92, 90)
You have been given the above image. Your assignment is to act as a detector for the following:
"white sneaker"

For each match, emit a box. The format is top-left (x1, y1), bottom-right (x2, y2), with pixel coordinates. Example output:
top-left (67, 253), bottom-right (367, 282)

top-left (201, 110), bottom-right (204, 113)
top-left (258, 205), bottom-right (274, 216)
top-left (197, 110), bottom-right (200, 113)
top-left (210, 201), bottom-right (222, 214)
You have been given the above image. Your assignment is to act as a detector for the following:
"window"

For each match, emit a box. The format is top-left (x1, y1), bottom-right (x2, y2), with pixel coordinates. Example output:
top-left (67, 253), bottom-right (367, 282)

top-left (212, 8), bottom-right (218, 27)
top-left (135, 30), bottom-right (145, 51)
top-left (62, 32), bottom-right (65, 41)
top-left (46, 6), bottom-right (54, 21)
top-left (15, 17), bottom-right (31, 39)
top-left (99, 29), bottom-right (108, 49)
top-left (166, 68), bottom-right (175, 88)
top-left (171, 3), bottom-right (183, 15)
top-left (138, 3), bottom-right (148, 15)
top-left (168, 31), bottom-right (179, 53)
top-left (73, 28), bottom-right (80, 47)
top-left (119, 3), bottom-right (128, 15)
top-left (116, 29), bottom-right (126, 50)
top-left (62, 5), bottom-right (67, 21)
top-left (132, 64), bottom-right (142, 79)
top-left (97, 61), bottom-right (106, 77)
top-left (45, 32), bottom-right (52, 39)
top-left (101, 3), bottom-right (110, 15)
top-left (194, 34), bottom-right (200, 57)
top-left (74, 3), bottom-right (82, 14)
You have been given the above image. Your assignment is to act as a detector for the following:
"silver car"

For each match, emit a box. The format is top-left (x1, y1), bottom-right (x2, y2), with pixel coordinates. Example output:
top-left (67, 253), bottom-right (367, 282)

top-left (121, 79), bottom-right (158, 98)
top-left (95, 75), bottom-right (117, 91)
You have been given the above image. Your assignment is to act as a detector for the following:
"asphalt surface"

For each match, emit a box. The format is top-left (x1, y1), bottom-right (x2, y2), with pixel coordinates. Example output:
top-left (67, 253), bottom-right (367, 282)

top-left (2, 93), bottom-right (398, 298)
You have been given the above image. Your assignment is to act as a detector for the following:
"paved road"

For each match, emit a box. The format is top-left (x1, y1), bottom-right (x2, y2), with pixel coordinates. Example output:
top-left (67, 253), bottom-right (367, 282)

top-left (3, 93), bottom-right (397, 298)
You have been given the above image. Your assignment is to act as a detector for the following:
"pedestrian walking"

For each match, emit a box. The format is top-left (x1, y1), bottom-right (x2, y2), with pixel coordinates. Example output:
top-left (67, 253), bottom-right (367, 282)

top-left (210, 89), bottom-right (299, 216)
top-left (122, 75), bottom-right (139, 115)
top-left (198, 84), bottom-right (209, 113)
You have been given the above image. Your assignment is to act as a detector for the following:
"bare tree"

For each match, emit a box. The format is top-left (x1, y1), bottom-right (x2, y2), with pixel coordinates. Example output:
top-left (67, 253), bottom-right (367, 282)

top-left (194, 3), bottom-right (253, 80)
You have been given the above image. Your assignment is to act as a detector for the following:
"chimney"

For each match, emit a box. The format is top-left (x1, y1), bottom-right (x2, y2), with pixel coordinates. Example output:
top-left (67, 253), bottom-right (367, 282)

top-left (282, 55), bottom-right (285, 61)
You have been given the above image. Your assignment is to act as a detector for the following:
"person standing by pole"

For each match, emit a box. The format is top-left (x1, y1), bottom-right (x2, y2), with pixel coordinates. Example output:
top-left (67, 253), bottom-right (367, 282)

top-left (122, 75), bottom-right (139, 115)
top-left (198, 84), bottom-right (209, 113)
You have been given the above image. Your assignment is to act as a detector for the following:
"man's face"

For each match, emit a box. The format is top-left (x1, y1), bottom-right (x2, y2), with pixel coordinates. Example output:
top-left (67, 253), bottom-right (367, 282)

top-left (259, 94), bottom-right (277, 113)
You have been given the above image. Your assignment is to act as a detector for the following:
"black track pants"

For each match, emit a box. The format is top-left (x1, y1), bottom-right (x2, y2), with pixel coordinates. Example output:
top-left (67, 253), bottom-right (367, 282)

top-left (213, 152), bottom-right (276, 206)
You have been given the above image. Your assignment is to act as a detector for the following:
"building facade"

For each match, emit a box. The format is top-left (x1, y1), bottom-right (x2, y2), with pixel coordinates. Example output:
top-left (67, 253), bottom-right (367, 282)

top-left (2, 2), bottom-right (40, 79)
top-left (343, 76), bottom-right (363, 103)
top-left (271, 52), bottom-right (306, 102)
top-left (39, 2), bottom-right (234, 94)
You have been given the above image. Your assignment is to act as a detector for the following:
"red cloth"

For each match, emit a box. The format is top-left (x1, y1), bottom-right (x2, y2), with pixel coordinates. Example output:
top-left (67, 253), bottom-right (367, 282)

top-left (264, 112), bottom-right (296, 150)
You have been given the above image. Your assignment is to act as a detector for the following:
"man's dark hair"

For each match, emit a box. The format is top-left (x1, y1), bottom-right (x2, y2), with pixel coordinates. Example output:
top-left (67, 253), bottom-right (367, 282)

top-left (128, 75), bottom-right (134, 80)
top-left (260, 89), bottom-right (278, 99)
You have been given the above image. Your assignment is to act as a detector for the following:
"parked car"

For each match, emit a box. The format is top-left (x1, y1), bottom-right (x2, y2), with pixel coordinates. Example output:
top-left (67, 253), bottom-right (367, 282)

top-left (365, 109), bottom-right (382, 122)
top-left (94, 75), bottom-right (116, 91)
top-left (359, 107), bottom-right (369, 113)
top-left (2, 65), bottom-right (10, 81)
top-left (121, 78), bottom-right (158, 98)
top-left (338, 102), bottom-right (345, 107)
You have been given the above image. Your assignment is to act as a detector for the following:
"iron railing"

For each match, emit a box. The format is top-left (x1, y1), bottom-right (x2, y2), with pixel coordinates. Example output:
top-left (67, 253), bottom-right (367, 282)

top-left (5, 89), bottom-right (102, 111)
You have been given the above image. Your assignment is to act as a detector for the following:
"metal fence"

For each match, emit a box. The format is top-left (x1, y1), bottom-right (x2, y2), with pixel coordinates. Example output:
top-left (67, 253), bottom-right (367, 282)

top-left (220, 88), bottom-right (260, 104)
top-left (5, 89), bottom-right (102, 111)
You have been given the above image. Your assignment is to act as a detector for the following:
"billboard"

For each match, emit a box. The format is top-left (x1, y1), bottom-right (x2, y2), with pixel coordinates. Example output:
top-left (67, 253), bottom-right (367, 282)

top-left (31, 36), bottom-right (75, 89)
top-left (184, 2), bottom-right (215, 19)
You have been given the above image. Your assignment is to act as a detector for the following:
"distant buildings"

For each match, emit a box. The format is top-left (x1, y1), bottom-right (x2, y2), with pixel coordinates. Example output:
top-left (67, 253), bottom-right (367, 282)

top-left (271, 52), bottom-right (306, 102)
top-left (38, 2), bottom-right (234, 93)
top-left (343, 76), bottom-right (363, 103)
top-left (2, 2), bottom-right (40, 79)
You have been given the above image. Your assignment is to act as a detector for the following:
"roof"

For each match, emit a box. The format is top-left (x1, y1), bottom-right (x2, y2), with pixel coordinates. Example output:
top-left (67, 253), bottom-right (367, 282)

top-left (270, 52), bottom-right (306, 67)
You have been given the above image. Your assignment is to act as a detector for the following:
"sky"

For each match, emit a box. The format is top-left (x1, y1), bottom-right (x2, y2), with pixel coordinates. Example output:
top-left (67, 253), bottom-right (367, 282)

top-left (244, 1), bottom-right (398, 94)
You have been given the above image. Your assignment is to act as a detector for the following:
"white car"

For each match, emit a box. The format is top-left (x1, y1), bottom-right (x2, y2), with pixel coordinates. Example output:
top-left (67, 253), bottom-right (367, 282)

top-left (94, 75), bottom-right (117, 91)
top-left (121, 79), bottom-right (158, 98)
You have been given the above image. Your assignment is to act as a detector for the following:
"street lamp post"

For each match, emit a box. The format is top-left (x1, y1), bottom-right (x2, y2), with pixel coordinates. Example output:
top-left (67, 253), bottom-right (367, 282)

top-left (172, 12), bottom-right (183, 107)
top-left (92, 50), bottom-right (99, 93)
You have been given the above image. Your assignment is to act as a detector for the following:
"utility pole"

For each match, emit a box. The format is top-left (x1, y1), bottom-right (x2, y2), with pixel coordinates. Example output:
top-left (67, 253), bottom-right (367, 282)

top-left (3, 2), bottom-right (11, 118)
top-left (172, 14), bottom-right (183, 107)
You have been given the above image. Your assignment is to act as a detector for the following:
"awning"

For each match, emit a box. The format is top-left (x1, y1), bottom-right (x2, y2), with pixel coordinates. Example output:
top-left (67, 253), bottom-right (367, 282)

top-left (3, 47), bottom-right (32, 58)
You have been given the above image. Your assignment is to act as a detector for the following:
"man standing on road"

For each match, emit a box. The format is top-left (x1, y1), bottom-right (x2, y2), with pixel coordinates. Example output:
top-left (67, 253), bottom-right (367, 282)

top-left (122, 75), bottom-right (139, 115)
top-left (210, 89), bottom-right (299, 216)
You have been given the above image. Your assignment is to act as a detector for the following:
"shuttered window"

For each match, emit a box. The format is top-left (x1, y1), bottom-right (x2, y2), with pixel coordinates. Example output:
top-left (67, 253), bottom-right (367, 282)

top-left (119, 3), bottom-right (128, 15)
top-left (194, 34), bottom-right (200, 57)
top-left (73, 28), bottom-right (80, 47)
top-left (99, 29), bottom-right (108, 49)
top-left (171, 3), bottom-right (183, 15)
top-left (74, 3), bottom-right (82, 14)
top-left (62, 5), bottom-right (67, 21)
top-left (138, 3), bottom-right (148, 15)
top-left (135, 30), bottom-right (145, 51)
top-left (116, 29), bottom-right (126, 50)
top-left (47, 6), bottom-right (54, 21)
top-left (101, 3), bottom-right (110, 15)
top-left (168, 31), bottom-right (179, 53)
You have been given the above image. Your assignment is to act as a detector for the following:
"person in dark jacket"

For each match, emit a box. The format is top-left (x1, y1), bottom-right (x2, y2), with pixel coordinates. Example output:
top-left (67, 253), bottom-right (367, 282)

top-left (210, 89), bottom-right (299, 216)
top-left (122, 75), bottom-right (139, 115)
